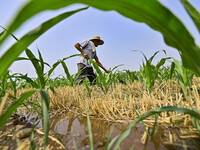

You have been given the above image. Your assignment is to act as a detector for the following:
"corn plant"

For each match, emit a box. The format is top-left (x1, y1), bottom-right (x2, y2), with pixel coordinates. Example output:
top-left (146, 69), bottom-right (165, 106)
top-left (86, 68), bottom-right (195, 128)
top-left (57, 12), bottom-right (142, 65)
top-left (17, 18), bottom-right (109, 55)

top-left (124, 70), bottom-right (138, 83)
top-left (0, 70), bottom-right (10, 98)
top-left (156, 64), bottom-right (175, 82)
top-left (1, 0), bottom-right (200, 75)
top-left (0, 0), bottom-right (200, 149)
top-left (133, 50), bottom-right (171, 92)
top-left (18, 49), bottom-right (81, 89)
top-left (89, 59), bottom-right (123, 94)
top-left (112, 106), bottom-right (200, 150)
top-left (59, 54), bottom-right (82, 86)
top-left (173, 59), bottom-right (195, 95)
top-left (0, 6), bottom-right (88, 150)
top-left (88, 59), bottom-right (111, 94)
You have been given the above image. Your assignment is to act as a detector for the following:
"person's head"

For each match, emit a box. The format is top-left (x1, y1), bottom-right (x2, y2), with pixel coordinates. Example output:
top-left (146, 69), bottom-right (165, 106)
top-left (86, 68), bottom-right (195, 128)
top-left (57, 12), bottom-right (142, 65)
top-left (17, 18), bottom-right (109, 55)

top-left (90, 36), bottom-right (104, 47)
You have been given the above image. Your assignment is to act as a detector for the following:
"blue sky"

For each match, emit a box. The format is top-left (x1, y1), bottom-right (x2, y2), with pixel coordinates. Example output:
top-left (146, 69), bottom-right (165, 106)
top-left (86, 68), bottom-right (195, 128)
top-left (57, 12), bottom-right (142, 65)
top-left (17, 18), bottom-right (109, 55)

top-left (0, 0), bottom-right (200, 77)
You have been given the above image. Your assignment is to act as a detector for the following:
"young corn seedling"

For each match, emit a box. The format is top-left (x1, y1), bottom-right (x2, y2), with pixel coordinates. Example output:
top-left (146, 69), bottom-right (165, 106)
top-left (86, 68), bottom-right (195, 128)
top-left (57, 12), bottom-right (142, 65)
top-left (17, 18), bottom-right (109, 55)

top-left (89, 59), bottom-right (111, 94)
top-left (113, 106), bottom-right (200, 150)
top-left (59, 54), bottom-right (82, 86)
top-left (173, 59), bottom-right (195, 96)
top-left (133, 50), bottom-right (171, 92)
top-left (89, 59), bottom-right (123, 94)
top-left (0, 7), bottom-right (88, 150)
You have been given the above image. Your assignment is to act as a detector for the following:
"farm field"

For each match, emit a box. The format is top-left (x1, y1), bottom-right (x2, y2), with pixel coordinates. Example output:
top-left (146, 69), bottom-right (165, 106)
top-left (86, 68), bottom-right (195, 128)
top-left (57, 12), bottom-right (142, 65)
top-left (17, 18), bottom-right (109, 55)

top-left (1, 65), bottom-right (200, 149)
top-left (1, 0), bottom-right (200, 149)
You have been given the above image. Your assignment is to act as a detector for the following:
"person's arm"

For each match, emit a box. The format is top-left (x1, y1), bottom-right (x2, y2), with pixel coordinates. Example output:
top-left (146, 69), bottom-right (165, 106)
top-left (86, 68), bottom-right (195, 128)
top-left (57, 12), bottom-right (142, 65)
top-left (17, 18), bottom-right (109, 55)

top-left (94, 56), bottom-right (109, 73)
top-left (74, 43), bottom-right (89, 59)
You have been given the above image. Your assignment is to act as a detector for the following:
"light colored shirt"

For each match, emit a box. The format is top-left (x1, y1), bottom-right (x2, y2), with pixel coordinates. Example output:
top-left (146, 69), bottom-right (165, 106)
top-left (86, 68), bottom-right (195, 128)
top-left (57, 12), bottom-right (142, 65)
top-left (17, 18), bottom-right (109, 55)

top-left (78, 40), bottom-right (97, 66)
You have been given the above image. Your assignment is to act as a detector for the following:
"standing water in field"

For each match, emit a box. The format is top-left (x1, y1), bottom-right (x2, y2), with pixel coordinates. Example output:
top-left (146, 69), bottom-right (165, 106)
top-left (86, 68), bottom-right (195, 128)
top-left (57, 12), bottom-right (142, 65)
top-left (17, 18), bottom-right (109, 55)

top-left (35, 111), bottom-right (199, 150)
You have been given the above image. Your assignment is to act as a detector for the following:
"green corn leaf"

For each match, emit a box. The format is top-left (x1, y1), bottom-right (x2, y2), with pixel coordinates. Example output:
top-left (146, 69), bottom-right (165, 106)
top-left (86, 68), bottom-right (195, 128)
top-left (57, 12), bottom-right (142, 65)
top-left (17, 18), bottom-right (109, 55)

top-left (105, 127), bottom-right (114, 150)
top-left (78, 0), bottom-right (200, 75)
top-left (0, 7), bottom-right (88, 78)
top-left (156, 57), bottom-right (172, 69)
top-left (113, 106), bottom-right (200, 150)
top-left (38, 89), bottom-right (49, 150)
top-left (132, 50), bottom-right (148, 63)
top-left (60, 60), bottom-right (73, 83)
top-left (0, 25), bottom-right (18, 41)
top-left (149, 50), bottom-right (166, 64)
top-left (106, 134), bottom-right (120, 150)
top-left (151, 114), bottom-right (158, 136)
top-left (0, 90), bottom-right (37, 130)
top-left (0, 30), bottom-right (5, 37)
top-left (180, 0), bottom-right (200, 33)
top-left (15, 57), bottom-right (30, 61)
top-left (85, 104), bottom-right (93, 150)
top-left (1, 27), bottom-right (51, 71)
top-left (89, 59), bottom-right (103, 79)
top-left (25, 49), bottom-right (45, 89)
top-left (62, 54), bottom-right (82, 61)
top-left (1, 0), bottom-right (200, 75)
top-left (17, 74), bottom-right (39, 88)
top-left (47, 54), bottom-right (81, 79)
top-left (111, 64), bottom-right (124, 72)
top-left (15, 56), bottom-right (51, 68)
top-left (2, 0), bottom-right (200, 75)
top-left (170, 62), bottom-right (175, 79)
top-left (48, 61), bottom-right (61, 77)
top-left (37, 47), bottom-right (45, 73)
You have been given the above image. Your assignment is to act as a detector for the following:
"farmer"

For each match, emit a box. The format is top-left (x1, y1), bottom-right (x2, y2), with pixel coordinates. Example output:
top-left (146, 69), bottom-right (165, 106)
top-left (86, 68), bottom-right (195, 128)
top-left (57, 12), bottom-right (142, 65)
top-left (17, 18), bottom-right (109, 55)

top-left (74, 36), bottom-right (109, 85)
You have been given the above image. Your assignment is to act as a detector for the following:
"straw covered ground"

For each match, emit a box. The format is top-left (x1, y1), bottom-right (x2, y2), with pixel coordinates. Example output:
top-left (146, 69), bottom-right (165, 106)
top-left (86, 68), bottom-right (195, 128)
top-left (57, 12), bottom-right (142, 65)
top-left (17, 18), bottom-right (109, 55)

top-left (7, 77), bottom-right (200, 127)
top-left (3, 77), bottom-right (200, 149)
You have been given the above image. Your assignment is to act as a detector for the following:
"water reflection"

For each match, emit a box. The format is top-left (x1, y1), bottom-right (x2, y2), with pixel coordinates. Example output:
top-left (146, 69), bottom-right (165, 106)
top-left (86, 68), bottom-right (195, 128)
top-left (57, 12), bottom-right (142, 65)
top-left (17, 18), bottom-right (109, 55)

top-left (48, 112), bottom-right (200, 150)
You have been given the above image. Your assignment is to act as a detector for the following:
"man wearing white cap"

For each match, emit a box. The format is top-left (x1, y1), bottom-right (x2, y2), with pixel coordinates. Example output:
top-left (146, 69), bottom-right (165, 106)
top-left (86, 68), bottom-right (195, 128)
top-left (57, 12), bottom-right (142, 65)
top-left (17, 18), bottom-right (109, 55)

top-left (74, 36), bottom-right (109, 85)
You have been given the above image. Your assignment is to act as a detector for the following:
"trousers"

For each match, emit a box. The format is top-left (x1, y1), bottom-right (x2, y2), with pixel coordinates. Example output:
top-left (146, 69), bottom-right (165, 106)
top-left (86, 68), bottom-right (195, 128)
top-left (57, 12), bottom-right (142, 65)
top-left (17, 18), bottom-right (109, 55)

top-left (75, 63), bottom-right (96, 85)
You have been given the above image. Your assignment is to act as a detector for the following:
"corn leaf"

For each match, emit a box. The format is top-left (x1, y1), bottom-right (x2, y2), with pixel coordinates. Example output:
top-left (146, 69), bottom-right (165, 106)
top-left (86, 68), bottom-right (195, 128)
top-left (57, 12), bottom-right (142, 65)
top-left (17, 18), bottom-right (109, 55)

top-left (89, 59), bottom-right (103, 79)
top-left (25, 49), bottom-right (45, 89)
top-left (113, 106), bottom-right (200, 150)
top-left (2, 0), bottom-right (200, 75)
top-left (84, 104), bottom-right (93, 150)
top-left (48, 61), bottom-right (61, 77)
top-left (17, 74), bottom-right (39, 88)
top-left (156, 57), bottom-right (172, 69)
top-left (0, 90), bottom-right (37, 129)
top-left (0, 7), bottom-right (88, 78)
top-left (180, 0), bottom-right (200, 33)
top-left (38, 89), bottom-right (49, 150)
top-left (37, 47), bottom-right (45, 73)
top-left (0, 30), bottom-right (5, 37)
top-left (79, 0), bottom-right (200, 75)
top-left (61, 60), bottom-right (72, 83)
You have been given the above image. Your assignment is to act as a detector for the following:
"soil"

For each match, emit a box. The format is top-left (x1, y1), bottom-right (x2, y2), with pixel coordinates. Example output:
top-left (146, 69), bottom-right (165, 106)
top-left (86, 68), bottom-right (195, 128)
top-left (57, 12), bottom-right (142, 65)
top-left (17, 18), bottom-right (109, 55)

top-left (0, 114), bottom-right (64, 150)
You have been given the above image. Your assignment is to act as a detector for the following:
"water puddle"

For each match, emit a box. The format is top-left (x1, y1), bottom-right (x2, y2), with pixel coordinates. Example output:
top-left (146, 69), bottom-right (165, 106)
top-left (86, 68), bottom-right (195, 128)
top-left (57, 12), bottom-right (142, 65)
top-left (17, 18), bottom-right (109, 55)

top-left (46, 112), bottom-right (200, 150)
top-left (17, 109), bottom-right (200, 150)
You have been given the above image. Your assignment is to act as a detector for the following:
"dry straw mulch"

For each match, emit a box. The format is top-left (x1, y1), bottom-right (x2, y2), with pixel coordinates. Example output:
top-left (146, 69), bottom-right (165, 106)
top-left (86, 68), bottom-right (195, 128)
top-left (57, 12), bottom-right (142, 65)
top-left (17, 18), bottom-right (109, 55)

top-left (8, 77), bottom-right (200, 127)
top-left (4, 77), bottom-right (200, 148)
